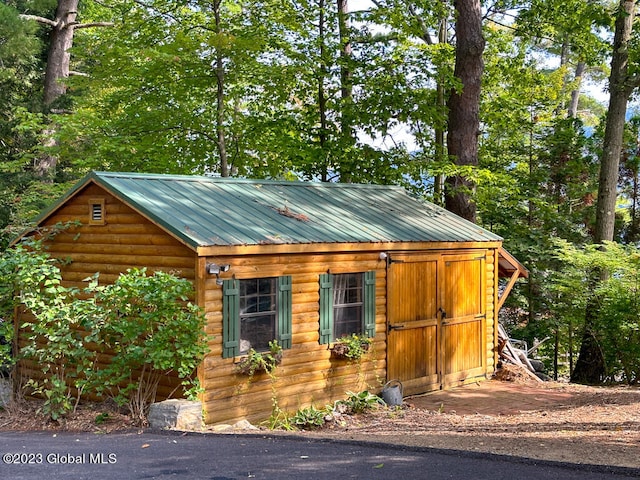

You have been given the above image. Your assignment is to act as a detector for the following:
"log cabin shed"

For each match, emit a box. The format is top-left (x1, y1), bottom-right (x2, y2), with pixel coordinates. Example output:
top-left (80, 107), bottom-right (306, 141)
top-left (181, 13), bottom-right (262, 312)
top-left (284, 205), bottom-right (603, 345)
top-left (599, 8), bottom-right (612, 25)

top-left (17, 171), bottom-right (527, 425)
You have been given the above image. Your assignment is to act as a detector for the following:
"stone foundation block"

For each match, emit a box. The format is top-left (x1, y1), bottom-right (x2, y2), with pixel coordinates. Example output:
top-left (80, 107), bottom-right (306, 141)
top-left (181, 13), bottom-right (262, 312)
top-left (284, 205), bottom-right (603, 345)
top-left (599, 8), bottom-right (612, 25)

top-left (148, 399), bottom-right (203, 430)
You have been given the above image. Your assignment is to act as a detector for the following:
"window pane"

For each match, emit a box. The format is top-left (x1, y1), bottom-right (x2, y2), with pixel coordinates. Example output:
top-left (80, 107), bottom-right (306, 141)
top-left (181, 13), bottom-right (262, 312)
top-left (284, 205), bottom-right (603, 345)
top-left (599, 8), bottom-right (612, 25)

top-left (334, 306), bottom-right (362, 338)
top-left (333, 273), bottom-right (363, 338)
top-left (240, 314), bottom-right (276, 353)
top-left (344, 283), bottom-right (362, 304)
top-left (239, 278), bottom-right (277, 353)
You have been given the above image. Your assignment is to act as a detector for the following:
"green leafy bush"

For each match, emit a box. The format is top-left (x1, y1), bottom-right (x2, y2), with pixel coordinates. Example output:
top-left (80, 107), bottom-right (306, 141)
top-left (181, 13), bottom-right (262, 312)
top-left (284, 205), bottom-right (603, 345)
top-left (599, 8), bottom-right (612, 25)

top-left (550, 241), bottom-right (640, 383)
top-left (1, 234), bottom-right (96, 419)
top-left (87, 268), bottom-right (208, 424)
top-left (1, 238), bottom-right (209, 423)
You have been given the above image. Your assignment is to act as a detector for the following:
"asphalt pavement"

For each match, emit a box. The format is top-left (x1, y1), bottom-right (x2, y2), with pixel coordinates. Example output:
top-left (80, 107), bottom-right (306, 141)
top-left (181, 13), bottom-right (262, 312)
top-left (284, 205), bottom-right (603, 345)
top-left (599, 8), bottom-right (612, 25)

top-left (0, 430), bottom-right (637, 480)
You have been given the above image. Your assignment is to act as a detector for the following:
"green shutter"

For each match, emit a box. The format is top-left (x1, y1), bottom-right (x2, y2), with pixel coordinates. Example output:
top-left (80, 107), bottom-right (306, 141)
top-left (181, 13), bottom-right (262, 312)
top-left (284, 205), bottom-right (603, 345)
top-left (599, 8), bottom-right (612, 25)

top-left (319, 273), bottom-right (334, 344)
top-left (222, 279), bottom-right (240, 358)
top-left (278, 275), bottom-right (293, 350)
top-left (363, 270), bottom-right (376, 338)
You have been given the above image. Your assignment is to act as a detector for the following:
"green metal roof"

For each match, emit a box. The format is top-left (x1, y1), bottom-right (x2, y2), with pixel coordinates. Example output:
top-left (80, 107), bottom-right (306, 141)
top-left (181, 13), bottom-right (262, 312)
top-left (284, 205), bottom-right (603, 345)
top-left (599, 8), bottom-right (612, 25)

top-left (44, 171), bottom-right (502, 248)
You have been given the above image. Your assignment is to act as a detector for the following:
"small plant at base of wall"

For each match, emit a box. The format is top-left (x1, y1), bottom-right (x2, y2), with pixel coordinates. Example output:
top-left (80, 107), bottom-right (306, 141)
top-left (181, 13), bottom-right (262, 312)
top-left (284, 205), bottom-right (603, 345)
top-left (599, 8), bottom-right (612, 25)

top-left (290, 405), bottom-right (331, 430)
top-left (267, 390), bottom-right (384, 431)
top-left (337, 390), bottom-right (385, 414)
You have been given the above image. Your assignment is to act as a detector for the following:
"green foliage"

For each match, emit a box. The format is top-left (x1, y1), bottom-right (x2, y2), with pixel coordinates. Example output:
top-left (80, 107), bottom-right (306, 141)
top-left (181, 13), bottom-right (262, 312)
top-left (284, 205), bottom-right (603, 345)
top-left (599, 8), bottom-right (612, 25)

top-left (0, 0), bottom-right (75, 245)
top-left (549, 241), bottom-right (640, 383)
top-left (94, 412), bottom-right (110, 425)
top-left (87, 268), bottom-right (209, 423)
top-left (264, 401), bottom-right (294, 431)
top-left (337, 390), bottom-right (384, 414)
top-left (331, 334), bottom-right (372, 361)
top-left (514, 0), bottom-right (611, 65)
top-left (235, 340), bottom-right (283, 378)
top-left (270, 389), bottom-right (386, 431)
top-left (0, 318), bottom-right (12, 375)
top-left (0, 240), bottom-right (208, 422)
top-left (290, 405), bottom-right (330, 430)
top-left (29, 376), bottom-right (73, 422)
top-left (0, 232), bottom-right (95, 419)
top-left (0, 228), bottom-right (73, 376)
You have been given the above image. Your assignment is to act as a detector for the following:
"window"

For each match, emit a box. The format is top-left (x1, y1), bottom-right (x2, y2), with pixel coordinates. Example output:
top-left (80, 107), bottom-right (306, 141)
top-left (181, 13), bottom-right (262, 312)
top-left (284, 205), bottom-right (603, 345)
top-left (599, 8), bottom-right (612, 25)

top-left (239, 278), bottom-right (277, 353)
top-left (89, 198), bottom-right (105, 225)
top-left (333, 273), bottom-right (363, 338)
top-left (222, 276), bottom-right (292, 358)
top-left (319, 271), bottom-right (376, 344)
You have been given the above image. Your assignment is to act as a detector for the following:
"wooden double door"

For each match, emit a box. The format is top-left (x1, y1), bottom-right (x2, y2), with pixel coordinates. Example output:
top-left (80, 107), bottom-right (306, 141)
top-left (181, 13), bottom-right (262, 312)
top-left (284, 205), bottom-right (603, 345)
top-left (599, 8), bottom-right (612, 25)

top-left (386, 252), bottom-right (487, 395)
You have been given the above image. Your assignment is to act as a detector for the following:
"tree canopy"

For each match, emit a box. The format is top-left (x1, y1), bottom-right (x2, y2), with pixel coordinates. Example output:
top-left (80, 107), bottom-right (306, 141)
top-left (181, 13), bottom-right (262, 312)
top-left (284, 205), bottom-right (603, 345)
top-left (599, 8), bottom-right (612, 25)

top-left (3, 0), bottom-right (640, 384)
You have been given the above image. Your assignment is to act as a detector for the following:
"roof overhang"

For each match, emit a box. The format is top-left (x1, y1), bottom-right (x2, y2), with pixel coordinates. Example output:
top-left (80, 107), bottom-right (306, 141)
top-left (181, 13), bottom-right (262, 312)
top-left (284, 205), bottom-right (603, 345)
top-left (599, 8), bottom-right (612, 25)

top-left (497, 247), bottom-right (529, 311)
top-left (9, 174), bottom-right (96, 247)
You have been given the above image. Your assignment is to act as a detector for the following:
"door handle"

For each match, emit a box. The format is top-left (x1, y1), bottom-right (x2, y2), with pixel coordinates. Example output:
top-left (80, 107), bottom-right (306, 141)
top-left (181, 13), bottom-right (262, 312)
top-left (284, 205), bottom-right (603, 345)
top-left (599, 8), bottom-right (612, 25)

top-left (388, 323), bottom-right (405, 332)
top-left (439, 307), bottom-right (447, 323)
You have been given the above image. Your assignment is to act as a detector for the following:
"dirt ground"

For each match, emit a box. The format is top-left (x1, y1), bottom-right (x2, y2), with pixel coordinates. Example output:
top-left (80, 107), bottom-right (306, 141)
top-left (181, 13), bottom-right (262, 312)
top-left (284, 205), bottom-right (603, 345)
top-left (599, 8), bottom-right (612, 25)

top-left (296, 367), bottom-right (640, 470)
top-left (1, 366), bottom-right (639, 470)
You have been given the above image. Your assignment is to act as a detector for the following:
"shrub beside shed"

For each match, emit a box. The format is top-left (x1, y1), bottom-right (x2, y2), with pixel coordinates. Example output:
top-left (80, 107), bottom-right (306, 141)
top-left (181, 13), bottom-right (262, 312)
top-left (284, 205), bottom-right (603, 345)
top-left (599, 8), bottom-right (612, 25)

top-left (15, 172), bottom-right (527, 425)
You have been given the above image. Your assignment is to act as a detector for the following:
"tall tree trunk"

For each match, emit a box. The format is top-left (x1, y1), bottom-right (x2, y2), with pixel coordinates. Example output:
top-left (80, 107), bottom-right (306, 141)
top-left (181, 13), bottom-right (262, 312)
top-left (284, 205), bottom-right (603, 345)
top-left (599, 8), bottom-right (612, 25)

top-left (43, 0), bottom-right (77, 106)
top-left (337, 0), bottom-right (354, 183)
top-left (36, 0), bottom-right (78, 179)
top-left (434, 17), bottom-right (448, 206)
top-left (568, 62), bottom-right (586, 118)
top-left (594, 11), bottom-right (636, 244)
top-left (572, 0), bottom-right (639, 384)
top-left (318, 0), bottom-right (329, 182)
top-left (445, 0), bottom-right (484, 222)
top-left (21, 0), bottom-right (111, 179)
top-left (213, 0), bottom-right (229, 177)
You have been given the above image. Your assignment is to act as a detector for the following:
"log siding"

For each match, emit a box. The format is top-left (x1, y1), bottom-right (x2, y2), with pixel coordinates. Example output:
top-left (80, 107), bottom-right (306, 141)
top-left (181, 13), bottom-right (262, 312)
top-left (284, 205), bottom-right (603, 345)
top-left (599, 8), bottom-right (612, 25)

top-left (18, 184), bottom-right (196, 399)
top-left (198, 251), bottom-right (387, 425)
top-left (14, 176), bottom-right (514, 427)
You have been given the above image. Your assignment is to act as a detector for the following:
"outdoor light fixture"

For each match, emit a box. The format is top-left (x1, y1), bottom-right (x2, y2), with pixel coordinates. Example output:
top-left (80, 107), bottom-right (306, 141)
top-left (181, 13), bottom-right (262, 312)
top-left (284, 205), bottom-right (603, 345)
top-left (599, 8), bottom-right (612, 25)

top-left (206, 263), bottom-right (231, 287)
top-left (206, 263), bottom-right (231, 275)
top-left (379, 252), bottom-right (388, 260)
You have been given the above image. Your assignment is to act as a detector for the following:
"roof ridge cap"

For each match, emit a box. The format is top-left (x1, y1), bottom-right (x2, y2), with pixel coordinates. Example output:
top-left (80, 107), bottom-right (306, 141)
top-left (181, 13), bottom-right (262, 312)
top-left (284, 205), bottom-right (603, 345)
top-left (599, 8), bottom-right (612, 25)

top-left (92, 171), bottom-right (402, 189)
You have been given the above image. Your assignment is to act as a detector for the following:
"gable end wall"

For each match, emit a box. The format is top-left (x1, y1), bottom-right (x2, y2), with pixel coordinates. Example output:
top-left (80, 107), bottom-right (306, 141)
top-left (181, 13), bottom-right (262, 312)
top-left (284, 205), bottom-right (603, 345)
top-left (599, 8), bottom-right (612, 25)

top-left (17, 184), bottom-right (196, 399)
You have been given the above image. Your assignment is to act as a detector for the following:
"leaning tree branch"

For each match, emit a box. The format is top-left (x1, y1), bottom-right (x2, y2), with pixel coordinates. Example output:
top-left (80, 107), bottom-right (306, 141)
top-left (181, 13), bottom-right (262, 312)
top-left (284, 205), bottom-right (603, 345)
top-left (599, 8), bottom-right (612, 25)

top-left (19, 14), bottom-right (114, 30)
top-left (407, 4), bottom-right (434, 45)
top-left (18, 14), bottom-right (57, 27)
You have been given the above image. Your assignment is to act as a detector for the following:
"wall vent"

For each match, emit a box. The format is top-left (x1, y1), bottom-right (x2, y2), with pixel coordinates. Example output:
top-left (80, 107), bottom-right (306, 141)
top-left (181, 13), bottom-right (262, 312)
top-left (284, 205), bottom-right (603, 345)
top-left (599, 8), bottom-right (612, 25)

top-left (89, 198), bottom-right (106, 225)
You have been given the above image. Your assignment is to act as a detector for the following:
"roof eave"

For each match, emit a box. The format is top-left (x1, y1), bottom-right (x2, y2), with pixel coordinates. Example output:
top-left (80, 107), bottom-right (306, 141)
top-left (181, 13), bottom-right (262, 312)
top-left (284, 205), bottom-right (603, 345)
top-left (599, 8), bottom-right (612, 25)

top-left (89, 172), bottom-right (200, 251)
top-left (196, 240), bottom-right (504, 257)
top-left (9, 172), bottom-right (98, 247)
